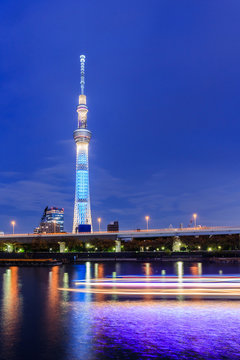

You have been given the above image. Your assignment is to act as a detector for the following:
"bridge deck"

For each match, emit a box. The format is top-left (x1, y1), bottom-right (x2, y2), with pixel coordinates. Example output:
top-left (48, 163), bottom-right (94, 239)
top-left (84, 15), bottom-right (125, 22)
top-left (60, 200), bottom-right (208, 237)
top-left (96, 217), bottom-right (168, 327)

top-left (0, 226), bottom-right (240, 243)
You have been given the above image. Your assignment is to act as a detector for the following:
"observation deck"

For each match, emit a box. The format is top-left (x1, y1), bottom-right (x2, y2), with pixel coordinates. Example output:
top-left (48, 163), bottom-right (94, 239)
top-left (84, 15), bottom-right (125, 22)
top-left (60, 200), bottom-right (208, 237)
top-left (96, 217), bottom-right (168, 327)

top-left (73, 128), bottom-right (92, 144)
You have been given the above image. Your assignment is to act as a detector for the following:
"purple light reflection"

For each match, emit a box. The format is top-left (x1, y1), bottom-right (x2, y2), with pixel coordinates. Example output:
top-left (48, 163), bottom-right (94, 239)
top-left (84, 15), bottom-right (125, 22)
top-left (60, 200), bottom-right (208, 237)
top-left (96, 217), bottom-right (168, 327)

top-left (66, 300), bottom-right (240, 359)
top-left (92, 301), bottom-right (240, 359)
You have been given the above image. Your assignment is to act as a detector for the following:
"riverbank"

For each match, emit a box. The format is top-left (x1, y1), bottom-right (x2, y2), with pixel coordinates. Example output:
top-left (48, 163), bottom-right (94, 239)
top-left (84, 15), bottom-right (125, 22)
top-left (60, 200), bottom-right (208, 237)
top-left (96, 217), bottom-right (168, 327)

top-left (0, 250), bottom-right (240, 265)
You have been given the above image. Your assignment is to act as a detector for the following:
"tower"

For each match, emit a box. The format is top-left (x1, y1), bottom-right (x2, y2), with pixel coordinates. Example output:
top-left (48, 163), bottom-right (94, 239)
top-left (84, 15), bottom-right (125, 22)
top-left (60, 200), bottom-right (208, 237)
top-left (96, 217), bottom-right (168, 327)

top-left (73, 55), bottom-right (92, 233)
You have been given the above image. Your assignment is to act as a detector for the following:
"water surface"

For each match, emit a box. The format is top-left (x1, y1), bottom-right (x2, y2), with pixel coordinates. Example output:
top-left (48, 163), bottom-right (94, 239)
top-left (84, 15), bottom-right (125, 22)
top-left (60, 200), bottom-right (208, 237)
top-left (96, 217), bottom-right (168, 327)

top-left (0, 261), bottom-right (240, 360)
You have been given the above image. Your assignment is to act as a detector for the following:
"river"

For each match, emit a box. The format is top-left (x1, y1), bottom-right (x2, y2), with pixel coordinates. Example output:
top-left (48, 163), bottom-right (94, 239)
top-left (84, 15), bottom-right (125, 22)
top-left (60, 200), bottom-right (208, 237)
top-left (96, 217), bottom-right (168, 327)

top-left (0, 261), bottom-right (240, 359)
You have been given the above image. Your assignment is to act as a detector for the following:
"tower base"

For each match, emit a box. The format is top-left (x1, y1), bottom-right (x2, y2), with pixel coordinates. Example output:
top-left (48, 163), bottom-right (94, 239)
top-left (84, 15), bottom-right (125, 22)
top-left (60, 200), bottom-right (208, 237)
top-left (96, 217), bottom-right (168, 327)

top-left (77, 224), bottom-right (91, 233)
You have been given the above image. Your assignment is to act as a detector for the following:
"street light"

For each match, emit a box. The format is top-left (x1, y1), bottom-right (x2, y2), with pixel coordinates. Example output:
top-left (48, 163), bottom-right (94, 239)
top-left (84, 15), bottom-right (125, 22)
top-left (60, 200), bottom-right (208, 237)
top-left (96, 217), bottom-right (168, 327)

top-left (145, 216), bottom-right (150, 231)
top-left (97, 218), bottom-right (101, 232)
top-left (11, 221), bottom-right (15, 234)
top-left (193, 213), bottom-right (197, 228)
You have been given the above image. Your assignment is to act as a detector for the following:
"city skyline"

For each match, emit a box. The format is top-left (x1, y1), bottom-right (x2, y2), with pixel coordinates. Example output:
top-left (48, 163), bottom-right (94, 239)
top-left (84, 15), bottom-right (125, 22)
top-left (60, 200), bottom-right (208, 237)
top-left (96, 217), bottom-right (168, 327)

top-left (1, 1), bottom-right (240, 233)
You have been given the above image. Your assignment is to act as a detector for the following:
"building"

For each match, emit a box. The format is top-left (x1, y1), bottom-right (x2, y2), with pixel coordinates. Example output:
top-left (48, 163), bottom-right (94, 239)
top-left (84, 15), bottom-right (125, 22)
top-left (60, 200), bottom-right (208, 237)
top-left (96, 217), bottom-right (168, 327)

top-left (41, 206), bottom-right (64, 231)
top-left (34, 206), bottom-right (64, 233)
top-left (34, 222), bottom-right (61, 234)
top-left (73, 55), bottom-right (92, 233)
top-left (107, 221), bottom-right (119, 232)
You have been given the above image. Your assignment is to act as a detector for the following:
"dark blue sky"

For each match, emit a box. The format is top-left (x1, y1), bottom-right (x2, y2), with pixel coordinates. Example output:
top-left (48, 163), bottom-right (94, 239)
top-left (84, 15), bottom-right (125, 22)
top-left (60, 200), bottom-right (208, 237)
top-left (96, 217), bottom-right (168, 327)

top-left (1, 0), bottom-right (240, 233)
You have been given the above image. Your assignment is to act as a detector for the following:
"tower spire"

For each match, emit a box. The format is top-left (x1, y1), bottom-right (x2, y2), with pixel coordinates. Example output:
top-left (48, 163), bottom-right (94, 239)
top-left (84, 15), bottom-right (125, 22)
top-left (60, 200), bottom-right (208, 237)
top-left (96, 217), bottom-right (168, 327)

top-left (80, 55), bottom-right (86, 95)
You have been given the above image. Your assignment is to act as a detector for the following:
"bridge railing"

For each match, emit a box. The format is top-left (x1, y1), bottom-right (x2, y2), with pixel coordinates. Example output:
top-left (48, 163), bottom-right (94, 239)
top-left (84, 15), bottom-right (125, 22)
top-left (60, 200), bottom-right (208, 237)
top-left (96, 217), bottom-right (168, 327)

top-left (1, 225), bottom-right (240, 237)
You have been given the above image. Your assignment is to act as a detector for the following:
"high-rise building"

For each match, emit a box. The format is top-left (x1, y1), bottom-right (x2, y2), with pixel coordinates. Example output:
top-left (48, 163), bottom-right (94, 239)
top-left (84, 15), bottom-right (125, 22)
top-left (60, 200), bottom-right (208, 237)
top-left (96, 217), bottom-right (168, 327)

top-left (73, 55), bottom-right (92, 233)
top-left (34, 206), bottom-right (64, 233)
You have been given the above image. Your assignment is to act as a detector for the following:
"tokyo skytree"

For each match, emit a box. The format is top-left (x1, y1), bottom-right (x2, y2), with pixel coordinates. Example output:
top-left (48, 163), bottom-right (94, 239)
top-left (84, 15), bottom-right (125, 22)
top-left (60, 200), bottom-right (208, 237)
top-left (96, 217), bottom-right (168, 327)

top-left (73, 55), bottom-right (92, 233)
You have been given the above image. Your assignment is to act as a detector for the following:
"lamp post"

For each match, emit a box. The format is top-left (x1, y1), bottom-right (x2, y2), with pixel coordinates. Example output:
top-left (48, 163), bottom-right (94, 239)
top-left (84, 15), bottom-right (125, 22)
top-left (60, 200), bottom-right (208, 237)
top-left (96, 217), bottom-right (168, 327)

top-left (97, 218), bottom-right (101, 232)
top-left (193, 213), bottom-right (197, 228)
top-left (11, 221), bottom-right (15, 234)
top-left (145, 216), bottom-right (150, 231)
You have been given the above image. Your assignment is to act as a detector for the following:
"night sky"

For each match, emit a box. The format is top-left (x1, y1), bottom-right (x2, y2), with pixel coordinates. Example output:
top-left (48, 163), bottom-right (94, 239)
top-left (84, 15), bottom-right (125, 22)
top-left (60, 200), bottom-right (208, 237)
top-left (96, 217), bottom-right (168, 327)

top-left (1, 0), bottom-right (240, 233)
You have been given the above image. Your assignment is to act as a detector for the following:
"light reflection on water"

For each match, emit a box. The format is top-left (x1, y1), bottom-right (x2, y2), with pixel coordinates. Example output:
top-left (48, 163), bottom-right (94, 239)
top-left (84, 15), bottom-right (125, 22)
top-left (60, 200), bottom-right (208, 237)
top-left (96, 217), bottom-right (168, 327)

top-left (68, 300), bottom-right (240, 360)
top-left (0, 267), bottom-right (22, 360)
top-left (0, 261), bottom-right (240, 360)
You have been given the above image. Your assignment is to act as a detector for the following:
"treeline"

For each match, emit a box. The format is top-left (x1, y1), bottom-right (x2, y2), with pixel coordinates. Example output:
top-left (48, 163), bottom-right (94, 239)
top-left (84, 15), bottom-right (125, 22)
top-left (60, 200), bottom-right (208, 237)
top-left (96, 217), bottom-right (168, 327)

top-left (0, 234), bottom-right (240, 252)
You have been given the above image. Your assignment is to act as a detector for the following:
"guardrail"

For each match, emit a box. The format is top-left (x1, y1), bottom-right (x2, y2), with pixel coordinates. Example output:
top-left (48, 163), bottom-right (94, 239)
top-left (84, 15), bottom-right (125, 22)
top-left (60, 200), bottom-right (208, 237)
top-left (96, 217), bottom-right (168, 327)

top-left (1, 226), bottom-right (240, 237)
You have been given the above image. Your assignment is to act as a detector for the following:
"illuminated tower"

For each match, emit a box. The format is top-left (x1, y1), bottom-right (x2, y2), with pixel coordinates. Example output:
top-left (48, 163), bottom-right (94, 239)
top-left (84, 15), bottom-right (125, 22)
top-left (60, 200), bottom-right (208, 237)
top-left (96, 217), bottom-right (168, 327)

top-left (73, 55), bottom-right (92, 233)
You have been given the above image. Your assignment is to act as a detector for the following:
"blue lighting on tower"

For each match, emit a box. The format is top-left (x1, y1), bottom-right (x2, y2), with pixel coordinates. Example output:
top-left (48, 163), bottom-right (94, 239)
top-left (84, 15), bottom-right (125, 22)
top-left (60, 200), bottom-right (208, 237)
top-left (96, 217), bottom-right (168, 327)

top-left (73, 55), bottom-right (92, 233)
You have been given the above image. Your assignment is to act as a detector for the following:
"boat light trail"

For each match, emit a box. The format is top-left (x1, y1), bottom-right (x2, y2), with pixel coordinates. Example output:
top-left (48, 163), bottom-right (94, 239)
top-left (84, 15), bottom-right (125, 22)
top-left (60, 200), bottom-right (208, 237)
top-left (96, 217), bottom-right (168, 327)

top-left (60, 276), bottom-right (240, 297)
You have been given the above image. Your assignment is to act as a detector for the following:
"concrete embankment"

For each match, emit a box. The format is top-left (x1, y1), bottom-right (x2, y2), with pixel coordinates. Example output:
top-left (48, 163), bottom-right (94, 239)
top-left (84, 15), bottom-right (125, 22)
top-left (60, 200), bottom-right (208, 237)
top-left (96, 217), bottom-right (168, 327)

top-left (0, 251), bottom-right (240, 265)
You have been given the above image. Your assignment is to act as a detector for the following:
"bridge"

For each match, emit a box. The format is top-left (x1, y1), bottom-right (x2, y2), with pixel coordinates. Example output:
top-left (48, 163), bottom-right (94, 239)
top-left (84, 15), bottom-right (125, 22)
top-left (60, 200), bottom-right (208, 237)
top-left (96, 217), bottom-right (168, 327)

top-left (1, 226), bottom-right (240, 242)
top-left (0, 226), bottom-right (240, 253)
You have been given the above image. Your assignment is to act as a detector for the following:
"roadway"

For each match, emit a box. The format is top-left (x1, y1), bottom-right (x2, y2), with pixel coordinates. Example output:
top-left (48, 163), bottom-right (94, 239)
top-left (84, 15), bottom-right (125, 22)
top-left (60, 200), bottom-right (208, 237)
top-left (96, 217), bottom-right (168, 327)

top-left (1, 226), bottom-right (240, 243)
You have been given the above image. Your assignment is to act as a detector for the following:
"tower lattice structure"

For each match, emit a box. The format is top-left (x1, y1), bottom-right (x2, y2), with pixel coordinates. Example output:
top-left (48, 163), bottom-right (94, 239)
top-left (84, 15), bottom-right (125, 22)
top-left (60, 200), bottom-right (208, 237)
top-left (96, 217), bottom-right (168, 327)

top-left (73, 55), bottom-right (92, 233)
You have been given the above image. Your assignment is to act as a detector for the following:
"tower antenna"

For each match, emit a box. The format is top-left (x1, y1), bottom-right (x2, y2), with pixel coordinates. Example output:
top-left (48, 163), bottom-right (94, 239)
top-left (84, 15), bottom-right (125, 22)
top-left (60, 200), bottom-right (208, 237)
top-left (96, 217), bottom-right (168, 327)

top-left (80, 55), bottom-right (86, 95)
